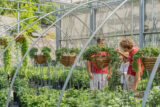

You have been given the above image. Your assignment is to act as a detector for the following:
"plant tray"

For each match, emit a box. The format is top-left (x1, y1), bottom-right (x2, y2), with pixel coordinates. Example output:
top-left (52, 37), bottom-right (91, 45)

top-left (142, 56), bottom-right (160, 72)
top-left (14, 34), bottom-right (24, 42)
top-left (34, 55), bottom-right (46, 64)
top-left (91, 56), bottom-right (110, 69)
top-left (60, 54), bottom-right (76, 66)
top-left (0, 38), bottom-right (7, 46)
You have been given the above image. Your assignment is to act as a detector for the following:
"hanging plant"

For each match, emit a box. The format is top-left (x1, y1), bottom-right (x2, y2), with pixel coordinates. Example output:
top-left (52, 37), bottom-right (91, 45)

top-left (41, 46), bottom-right (52, 62)
top-left (29, 47), bottom-right (52, 64)
top-left (20, 37), bottom-right (28, 67)
top-left (14, 33), bottom-right (24, 42)
top-left (83, 45), bottom-right (119, 68)
top-left (132, 46), bottom-right (160, 72)
top-left (0, 37), bottom-right (7, 46)
top-left (1, 37), bottom-right (12, 75)
top-left (55, 47), bottom-right (80, 66)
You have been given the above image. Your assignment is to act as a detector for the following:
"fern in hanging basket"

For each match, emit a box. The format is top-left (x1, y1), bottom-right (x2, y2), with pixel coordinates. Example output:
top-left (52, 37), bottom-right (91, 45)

top-left (132, 46), bottom-right (160, 72)
top-left (14, 33), bottom-right (25, 42)
top-left (29, 47), bottom-right (52, 64)
top-left (41, 46), bottom-right (52, 62)
top-left (55, 47), bottom-right (80, 66)
top-left (83, 45), bottom-right (119, 68)
top-left (0, 37), bottom-right (8, 46)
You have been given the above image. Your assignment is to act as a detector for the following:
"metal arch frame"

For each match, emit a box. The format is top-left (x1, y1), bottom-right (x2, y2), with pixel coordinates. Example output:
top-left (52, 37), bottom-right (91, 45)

top-left (57, 0), bottom-right (128, 106)
top-left (1, 0), bottom-right (156, 106)
top-left (3, 0), bottom-right (135, 106)
top-left (5, 0), bottom-right (128, 106)
top-left (57, 0), bottom-right (134, 47)
top-left (5, 0), bottom-right (100, 106)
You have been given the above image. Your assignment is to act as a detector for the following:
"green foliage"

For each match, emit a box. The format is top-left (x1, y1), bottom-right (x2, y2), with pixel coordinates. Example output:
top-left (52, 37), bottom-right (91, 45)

top-left (12, 0), bottom-right (40, 35)
top-left (41, 46), bottom-right (52, 62)
top-left (0, 74), bottom-right (8, 90)
top-left (55, 47), bottom-right (80, 61)
top-left (2, 37), bottom-right (12, 74)
top-left (29, 47), bottom-right (38, 59)
top-left (13, 78), bottom-right (28, 92)
top-left (16, 85), bottom-right (160, 107)
top-left (132, 46), bottom-right (160, 71)
top-left (20, 37), bottom-right (29, 67)
top-left (40, 2), bottom-right (57, 25)
top-left (0, 89), bottom-right (8, 107)
top-left (83, 45), bottom-right (119, 64)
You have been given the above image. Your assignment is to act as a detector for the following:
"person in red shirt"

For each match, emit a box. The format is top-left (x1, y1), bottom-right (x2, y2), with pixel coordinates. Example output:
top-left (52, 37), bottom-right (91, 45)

top-left (87, 37), bottom-right (112, 90)
top-left (116, 38), bottom-right (143, 92)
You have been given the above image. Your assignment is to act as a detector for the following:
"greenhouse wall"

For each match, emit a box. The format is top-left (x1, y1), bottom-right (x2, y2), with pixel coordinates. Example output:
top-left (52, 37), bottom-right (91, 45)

top-left (59, 0), bottom-right (160, 48)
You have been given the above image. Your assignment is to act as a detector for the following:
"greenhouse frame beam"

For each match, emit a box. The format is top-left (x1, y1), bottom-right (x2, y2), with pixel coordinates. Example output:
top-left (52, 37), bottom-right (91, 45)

top-left (8, 0), bottom-right (57, 7)
top-left (90, 1), bottom-right (96, 45)
top-left (56, 10), bottom-right (61, 49)
top-left (139, 0), bottom-right (144, 48)
top-left (44, 0), bottom-right (75, 5)
top-left (57, 0), bottom-right (128, 107)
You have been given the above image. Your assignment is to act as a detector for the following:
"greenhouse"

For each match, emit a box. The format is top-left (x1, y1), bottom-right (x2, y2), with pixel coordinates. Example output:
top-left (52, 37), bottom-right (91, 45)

top-left (0, 0), bottom-right (160, 107)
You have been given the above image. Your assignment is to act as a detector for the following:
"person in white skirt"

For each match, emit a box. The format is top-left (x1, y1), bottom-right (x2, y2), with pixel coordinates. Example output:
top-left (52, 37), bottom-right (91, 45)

top-left (87, 37), bottom-right (112, 90)
top-left (118, 53), bottom-right (129, 90)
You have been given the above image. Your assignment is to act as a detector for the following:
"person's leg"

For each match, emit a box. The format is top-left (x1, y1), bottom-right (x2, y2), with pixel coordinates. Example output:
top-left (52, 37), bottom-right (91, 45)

top-left (100, 73), bottom-right (108, 89)
top-left (126, 75), bottom-right (135, 90)
top-left (121, 84), bottom-right (124, 90)
top-left (93, 73), bottom-right (99, 90)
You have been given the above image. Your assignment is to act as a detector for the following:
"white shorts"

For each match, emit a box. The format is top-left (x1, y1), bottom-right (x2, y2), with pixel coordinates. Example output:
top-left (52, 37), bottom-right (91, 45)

top-left (90, 73), bottom-right (108, 90)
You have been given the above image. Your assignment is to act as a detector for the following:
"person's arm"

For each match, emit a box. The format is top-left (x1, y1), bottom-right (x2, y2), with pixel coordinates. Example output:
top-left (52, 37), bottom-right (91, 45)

top-left (132, 59), bottom-right (141, 91)
top-left (116, 49), bottom-right (127, 58)
top-left (87, 60), bottom-right (93, 79)
top-left (107, 65), bottom-right (112, 80)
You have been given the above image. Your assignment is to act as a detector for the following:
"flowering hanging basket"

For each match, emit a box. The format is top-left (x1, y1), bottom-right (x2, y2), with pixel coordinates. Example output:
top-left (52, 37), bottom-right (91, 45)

top-left (0, 38), bottom-right (7, 46)
top-left (59, 54), bottom-right (76, 66)
top-left (34, 55), bottom-right (47, 64)
top-left (14, 34), bottom-right (24, 42)
top-left (91, 56), bottom-right (111, 69)
top-left (142, 56), bottom-right (160, 72)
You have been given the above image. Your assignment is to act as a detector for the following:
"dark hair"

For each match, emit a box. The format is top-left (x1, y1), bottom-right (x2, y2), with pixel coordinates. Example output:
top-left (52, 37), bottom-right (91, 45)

top-left (97, 37), bottom-right (105, 43)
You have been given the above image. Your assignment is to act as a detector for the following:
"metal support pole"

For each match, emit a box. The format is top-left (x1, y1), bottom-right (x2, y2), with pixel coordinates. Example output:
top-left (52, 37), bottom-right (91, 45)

top-left (139, 0), bottom-right (144, 48)
top-left (56, 8), bottom-right (61, 49)
top-left (17, 1), bottom-right (20, 33)
top-left (141, 54), bottom-right (160, 107)
top-left (90, 2), bottom-right (96, 44)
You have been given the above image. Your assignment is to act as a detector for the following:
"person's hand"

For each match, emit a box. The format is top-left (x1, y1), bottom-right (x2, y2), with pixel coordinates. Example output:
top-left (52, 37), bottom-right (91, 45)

top-left (116, 48), bottom-right (121, 53)
top-left (89, 73), bottom-right (93, 79)
top-left (107, 74), bottom-right (111, 80)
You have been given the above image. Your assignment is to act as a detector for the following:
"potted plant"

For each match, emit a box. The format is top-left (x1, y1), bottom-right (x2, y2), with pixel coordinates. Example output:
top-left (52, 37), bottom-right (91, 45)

top-left (29, 47), bottom-right (46, 64)
top-left (14, 33), bottom-right (24, 42)
top-left (0, 37), bottom-right (7, 46)
top-left (29, 47), bottom-right (52, 64)
top-left (55, 47), bottom-right (80, 66)
top-left (83, 45), bottom-right (119, 69)
top-left (132, 46), bottom-right (160, 72)
top-left (41, 46), bottom-right (52, 63)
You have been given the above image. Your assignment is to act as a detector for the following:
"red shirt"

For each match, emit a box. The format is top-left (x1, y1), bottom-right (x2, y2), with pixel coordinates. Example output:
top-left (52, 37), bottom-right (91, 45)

top-left (90, 51), bottom-right (109, 73)
top-left (127, 46), bottom-right (143, 76)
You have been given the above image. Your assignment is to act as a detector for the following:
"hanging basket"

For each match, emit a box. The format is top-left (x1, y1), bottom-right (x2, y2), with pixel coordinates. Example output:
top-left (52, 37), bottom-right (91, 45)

top-left (91, 56), bottom-right (111, 69)
top-left (34, 55), bottom-right (47, 64)
top-left (14, 34), bottom-right (24, 42)
top-left (142, 56), bottom-right (160, 72)
top-left (0, 38), bottom-right (7, 46)
top-left (59, 54), bottom-right (76, 66)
